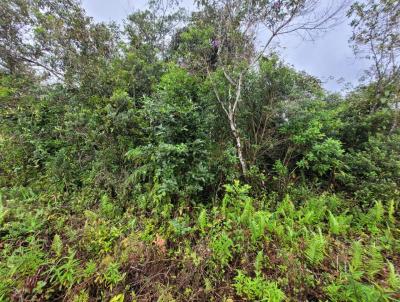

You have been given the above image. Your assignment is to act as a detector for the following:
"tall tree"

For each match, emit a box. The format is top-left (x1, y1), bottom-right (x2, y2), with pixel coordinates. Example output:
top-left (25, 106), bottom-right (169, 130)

top-left (125, 0), bottom-right (187, 58)
top-left (193, 0), bottom-right (347, 175)
top-left (0, 0), bottom-right (118, 85)
top-left (348, 0), bottom-right (400, 132)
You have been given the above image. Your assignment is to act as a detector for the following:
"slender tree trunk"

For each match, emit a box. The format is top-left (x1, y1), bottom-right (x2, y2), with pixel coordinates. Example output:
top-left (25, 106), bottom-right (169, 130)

top-left (228, 112), bottom-right (247, 175)
top-left (207, 68), bottom-right (248, 175)
top-left (230, 74), bottom-right (247, 175)
top-left (389, 101), bottom-right (399, 134)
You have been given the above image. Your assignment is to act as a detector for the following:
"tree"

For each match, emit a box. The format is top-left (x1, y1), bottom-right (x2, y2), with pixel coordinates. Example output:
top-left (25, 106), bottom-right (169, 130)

top-left (125, 65), bottom-right (214, 202)
top-left (348, 0), bottom-right (400, 133)
top-left (192, 0), bottom-right (347, 175)
top-left (125, 0), bottom-right (187, 58)
top-left (349, 0), bottom-right (400, 93)
top-left (0, 0), bottom-right (118, 86)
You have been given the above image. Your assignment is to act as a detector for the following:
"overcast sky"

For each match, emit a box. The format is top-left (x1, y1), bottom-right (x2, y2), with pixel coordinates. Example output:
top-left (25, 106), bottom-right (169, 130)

top-left (81, 0), bottom-right (369, 92)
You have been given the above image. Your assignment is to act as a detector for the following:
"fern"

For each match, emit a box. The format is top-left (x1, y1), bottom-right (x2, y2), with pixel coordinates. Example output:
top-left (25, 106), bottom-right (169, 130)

top-left (254, 250), bottom-right (265, 273)
top-left (6, 238), bottom-right (46, 277)
top-left (350, 241), bottom-right (364, 275)
top-left (0, 193), bottom-right (7, 226)
top-left (240, 198), bottom-right (254, 225)
top-left (285, 224), bottom-right (296, 243)
top-left (328, 211), bottom-right (340, 235)
top-left (277, 194), bottom-right (295, 219)
top-left (234, 271), bottom-right (285, 302)
top-left (387, 261), bottom-right (400, 290)
top-left (302, 196), bottom-right (327, 224)
top-left (327, 279), bottom-right (386, 302)
top-left (211, 232), bottom-right (233, 267)
top-left (305, 228), bottom-right (326, 265)
top-left (51, 234), bottom-right (63, 257)
top-left (388, 199), bottom-right (395, 224)
top-left (197, 208), bottom-right (208, 233)
top-left (365, 201), bottom-right (384, 233)
top-left (329, 211), bottom-right (352, 235)
top-left (372, 201), bottom-right (384, 224)
top-left (366, 244), bottom-right (384, 278)
top-left (249, 211), bottom-right (267, 243)
top-left (300, 209), bottom-right (316, 225)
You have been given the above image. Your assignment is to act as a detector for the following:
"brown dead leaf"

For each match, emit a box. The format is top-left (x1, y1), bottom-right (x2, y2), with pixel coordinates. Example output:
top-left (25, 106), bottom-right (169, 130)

top-left (153, 234), bottom-right (166, 254)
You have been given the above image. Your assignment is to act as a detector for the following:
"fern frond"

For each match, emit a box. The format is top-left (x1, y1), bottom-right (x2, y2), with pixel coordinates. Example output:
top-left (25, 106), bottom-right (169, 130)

top-left (197, 208), bottom-right (207, 233)
top-left (373, 201), bottom-right (384, 224)
top-left (240, 198), bottom-right (254, 225)
top-left (51, 234), bottom-right (63, 258)
top-left (350, 241), bottom-right (363, 274)
top-left (254, 250), bottom-right (264, 273)
top-left (387, 261), bottom-right (400, 290)
top-left (328, 211), bottom-right (340, 235)
top-left (366, 243), bottom-right (384, 278)
top-left (305, 228), bottom-right (326, 265)
top-left (388, 200), bottom-right (396, 224)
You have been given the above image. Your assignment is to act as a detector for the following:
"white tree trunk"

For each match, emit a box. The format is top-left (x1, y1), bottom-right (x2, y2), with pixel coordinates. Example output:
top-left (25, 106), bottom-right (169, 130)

top-left (228, 112), bottom-right (247, 175)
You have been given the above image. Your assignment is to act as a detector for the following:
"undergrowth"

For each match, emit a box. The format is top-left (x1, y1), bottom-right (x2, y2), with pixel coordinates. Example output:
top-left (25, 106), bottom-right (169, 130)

top-left (0, 183), bottom-right (399, 301)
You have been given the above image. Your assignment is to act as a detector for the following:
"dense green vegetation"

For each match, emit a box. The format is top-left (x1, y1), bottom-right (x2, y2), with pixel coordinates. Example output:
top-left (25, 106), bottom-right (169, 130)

top-left (1, 0), bottom-right (399, 301)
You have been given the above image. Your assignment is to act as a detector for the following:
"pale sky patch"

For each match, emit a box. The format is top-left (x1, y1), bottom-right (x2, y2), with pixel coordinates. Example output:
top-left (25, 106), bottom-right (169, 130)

top-left (81, 0), bottom-right (369, 92)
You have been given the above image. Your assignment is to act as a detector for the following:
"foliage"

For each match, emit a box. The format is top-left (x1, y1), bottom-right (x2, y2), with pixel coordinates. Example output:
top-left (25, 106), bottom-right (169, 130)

top-left (305, 228), bottom-right (326, 265)
top-left (338, 134), bottom-right (400, 206)
top-left (0, 0), bottom-right (399, 301)
top-left (234, 271), bottom-right (285, 302)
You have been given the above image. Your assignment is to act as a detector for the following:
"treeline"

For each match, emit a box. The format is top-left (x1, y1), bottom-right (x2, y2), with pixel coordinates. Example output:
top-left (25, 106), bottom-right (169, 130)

top-left (0, 0), bottom-right (399, 301)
